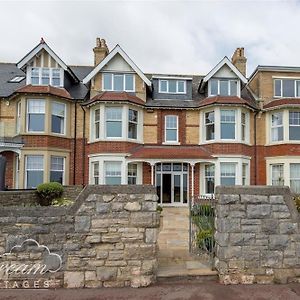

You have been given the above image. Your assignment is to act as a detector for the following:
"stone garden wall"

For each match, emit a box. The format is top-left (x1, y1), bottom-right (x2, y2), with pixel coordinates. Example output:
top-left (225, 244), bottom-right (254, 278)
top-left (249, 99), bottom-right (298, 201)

top-left (215, 186), bottom-right (300, 284)
top-left (0, 185), bottom-right (83, 206)
top-left (0, 185), bottom-right (159, 288)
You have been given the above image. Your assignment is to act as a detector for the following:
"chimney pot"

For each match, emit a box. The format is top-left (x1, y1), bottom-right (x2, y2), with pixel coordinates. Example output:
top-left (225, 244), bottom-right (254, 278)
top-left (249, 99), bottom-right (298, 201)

top-left (93, 37), bottom-right (109, 66)
top-left (232, 47), bottom-right (247, 76)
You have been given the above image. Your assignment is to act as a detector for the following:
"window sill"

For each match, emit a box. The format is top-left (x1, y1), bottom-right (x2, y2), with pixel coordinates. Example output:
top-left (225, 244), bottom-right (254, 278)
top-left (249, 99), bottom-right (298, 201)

top-left (162, 142), bottom-right (181, 145)
top-left (200, 140), bottom-right (250, 145)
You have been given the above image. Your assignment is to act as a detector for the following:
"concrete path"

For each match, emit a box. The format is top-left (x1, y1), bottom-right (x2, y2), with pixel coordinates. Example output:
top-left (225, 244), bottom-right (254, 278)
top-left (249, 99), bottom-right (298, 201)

top-left (0, 280), bottom-right (299, 299)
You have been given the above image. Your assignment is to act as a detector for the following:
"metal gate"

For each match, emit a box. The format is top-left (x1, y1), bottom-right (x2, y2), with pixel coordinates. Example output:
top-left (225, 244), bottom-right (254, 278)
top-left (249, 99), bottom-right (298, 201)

top-left (189, 195), bottom-right (216, 267)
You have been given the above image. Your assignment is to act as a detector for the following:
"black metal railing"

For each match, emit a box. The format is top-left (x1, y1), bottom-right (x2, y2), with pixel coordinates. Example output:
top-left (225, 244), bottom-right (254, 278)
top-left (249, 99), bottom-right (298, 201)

top-left (189, 195), bottom-right (216, 267)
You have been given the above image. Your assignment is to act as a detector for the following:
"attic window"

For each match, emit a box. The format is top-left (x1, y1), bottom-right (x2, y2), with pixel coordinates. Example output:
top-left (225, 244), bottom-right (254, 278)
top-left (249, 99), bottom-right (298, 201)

top-left (9, 76), bottom-right (25, 83)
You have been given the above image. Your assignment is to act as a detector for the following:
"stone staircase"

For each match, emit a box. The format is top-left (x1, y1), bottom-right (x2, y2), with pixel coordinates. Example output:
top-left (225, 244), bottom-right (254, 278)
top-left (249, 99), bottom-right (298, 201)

top-left (157, 207), bottom-right (218, 280)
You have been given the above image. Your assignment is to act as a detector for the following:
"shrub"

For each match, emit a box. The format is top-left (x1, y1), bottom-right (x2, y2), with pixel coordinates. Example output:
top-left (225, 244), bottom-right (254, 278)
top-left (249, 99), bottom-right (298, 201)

top-left (36, 182), bottom-right (64, 206)
top-left (157, 205), bottom-right (163, 213)
top-left (294, 196), bottom-right (300, 212)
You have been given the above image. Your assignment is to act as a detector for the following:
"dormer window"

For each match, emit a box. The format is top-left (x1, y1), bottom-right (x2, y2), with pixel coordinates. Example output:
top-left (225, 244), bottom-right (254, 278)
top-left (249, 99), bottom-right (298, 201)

top-left (103, 73), bottom-right (134, 92)
top-left (209, 79), bottom-right (238, 96)
top-left (159, 79), bottom-right (186, 94)
top-left (274, 79), bottom-right (300, 98)
top-left (29, 67), bottom-right (62, 87)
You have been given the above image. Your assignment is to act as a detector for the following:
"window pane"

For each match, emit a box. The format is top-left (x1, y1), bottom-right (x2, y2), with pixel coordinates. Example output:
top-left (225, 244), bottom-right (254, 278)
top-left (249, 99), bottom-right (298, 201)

top-left (220, 80), bottom-right (229, 96)
top-left (210, 79), bottom-right (218, 95)
top-left (27, 171), bottom-right (43, 188)
top-left (275, 79), bottom-right (281, 97)
top-left (160, 80), bottom-right (167, 92)
top-left (271, 164), bottom-right (284, 185)
top-left (128, 109), bottom-right (138, 139)
top-left (128, 163), bottom-right (137, 185)
top-left (28, 115), bottom-right (45, 132)
top-left (41, 68), bottom-right (50, 85)
top-left (113, 74), bottom-right (124, 91)
top-left (221, 110), bottom-right (235, 139)
top-left (52, 103), bottom-right (65, 134)
top-left (166, 129), bottom-right (177, 141)
top-left (95, 109), bottom-right (100, 139)
top-left (52, 69), bottom-right (61, 86)
top-left (125, 74), bottom-right (134, 91)
top-left (177, 81), bottom-right (185, 93)
top-left (168, 80), bottom-right (176, 93)
top-left (166, 115), bottom-right (177, 129)
top-left (290, 163), bottom-right (300, 193)
top-left (165, 115), bottom-right (177, 142)
top-left (31, 68), bottom-right (39, 85)
top-left (296, 81), bottom-right (300, 97)
top-left (105, 162), bottom-right (122, 185)
top-left (271, 112), bottom-right (283, 141)
top-left (26, 155), bottom-right (44, 188)
top-left (103, 73), bottom-right (112, 90)
top-left (230, 80), bottom-right (237, 96)
top-left (289, 111), bottom-right (300, 140)
top-left (220, 163), bottom-right (236, 186)
top-left (205, 164), bottom-right (215, 194)
top-left (106, 107), bottom-right (122, 138)
top-left (282, 79), bottom-right (295, 97)
top-left (272, 112), bottom-right (283, 126)
top-left (205, 111), bottom-right (215, 140)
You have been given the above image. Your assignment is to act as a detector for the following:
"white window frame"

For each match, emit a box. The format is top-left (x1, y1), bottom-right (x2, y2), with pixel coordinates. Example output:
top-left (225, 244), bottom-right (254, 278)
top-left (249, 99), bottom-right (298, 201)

top-left (201, 107), bottom-right (249, 144)
top-left (270, 111), bottom-right (284, 142)
top-left (128, 109), bottom-right (138, 140)
top-left (94, 108), bottom-right (101, 140)
top-left (29, 67), bottom-right (63, 87)
top-left (102, 73), bottom-right (135, 92)
top-left (16, 101), bottom-right (21, 134)
top-left (26, 99), bottom-right (46, 133)
top-left (127, 163), bottom-right (138, 185)
top-left (104, 161), bottom-right (122, 185)
top-left (164, 115), bottom-right (179, 143)
top-left (204, 164), bottom-right (215, 195)
top-left (51, 102), bottom-right (66, 135)
top-left (220, 162), bottom-right (237, 186)
top-left (158, 79), bottom-right (186, 94)
top-left (25, 155), bottom-right (44, 189)
top-left (50, 156), bottom-right (65, 185)
top-left (105, 106), bottom-right (123, 138)
top-left (273, 78), bottom-right (300, 98)
top-left (209, 79), bottom-right (239, 97)
top-left (270, 163), bottom-right (285, 186)
top-left (205, 111), bottom-right (215, 141)
top-left (220, 109), bottom-right (236, 140)
top-left (92, 161), bottom-right (100, 185)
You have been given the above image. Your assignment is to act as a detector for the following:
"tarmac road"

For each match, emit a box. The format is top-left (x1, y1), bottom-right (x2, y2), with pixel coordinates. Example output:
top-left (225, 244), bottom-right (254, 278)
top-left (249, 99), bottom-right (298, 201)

top-left (0, 280), bottom-right (299, 300)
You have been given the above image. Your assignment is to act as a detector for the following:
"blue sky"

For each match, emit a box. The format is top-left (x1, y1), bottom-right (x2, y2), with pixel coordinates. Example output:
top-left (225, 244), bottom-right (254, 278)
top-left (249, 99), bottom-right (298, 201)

top-left (0, 0), bottom-right (299, 76)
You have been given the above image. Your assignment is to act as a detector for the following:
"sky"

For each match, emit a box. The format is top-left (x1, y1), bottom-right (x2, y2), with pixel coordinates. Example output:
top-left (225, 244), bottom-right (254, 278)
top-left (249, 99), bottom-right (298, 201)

top-left (0, 0), bottom-right (299, 77)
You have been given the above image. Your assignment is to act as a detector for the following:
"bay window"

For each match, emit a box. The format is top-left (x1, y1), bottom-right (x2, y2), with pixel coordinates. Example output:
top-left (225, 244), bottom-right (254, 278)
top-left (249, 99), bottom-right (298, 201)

top-left (103, 73), bottom-right (134, 92)
top-left (271, 112), bottom-right (283, 142)
top-left (128, 109), bottom-right (138, 139)
top-left (221, 110), bottom-right (236, 139)
top-left (165, 115), bottom-right (178, 142)
top-left (50, 156), bottom-right (64, 184)
top-left (51, 102), bottom-right (66, 134)
top-left (27, 99), bottom-right (45, 132)
top-left (105, 161), bottom-right (122, 185)
top-left (205, 111), bottom-right (215, 140)
top-left (271, 164), bottom-right (284, 186)
top-left (220, 163), bottom-right (236, 186)
top-left (26, 155), bottom-right (44, 188)
top-left (105, 107), bottom-right (122, 138)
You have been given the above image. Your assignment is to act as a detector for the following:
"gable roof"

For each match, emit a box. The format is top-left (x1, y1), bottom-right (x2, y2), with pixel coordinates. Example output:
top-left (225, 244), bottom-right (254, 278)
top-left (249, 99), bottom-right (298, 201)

top-left (17, 39), bottom-right (79, 82)
top-left (82, 45), bottom-right (151, 86)
top-left (203, 56), bottom-right (248, 84)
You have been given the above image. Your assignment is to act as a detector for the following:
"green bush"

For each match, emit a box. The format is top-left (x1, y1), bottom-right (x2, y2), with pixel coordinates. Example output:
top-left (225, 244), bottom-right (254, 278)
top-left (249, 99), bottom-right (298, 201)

top-left (52, 197), bottom-right (74, 207)
top-left (157, 205), bottom-right (163, 213)
top-left (294, 196), bottom-right (300, 212)
top-left (36, 182), bottom-right (64, 206)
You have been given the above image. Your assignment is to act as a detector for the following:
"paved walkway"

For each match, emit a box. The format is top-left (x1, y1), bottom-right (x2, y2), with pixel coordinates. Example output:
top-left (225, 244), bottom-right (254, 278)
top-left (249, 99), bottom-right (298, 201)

top-left (0, 280), bottom-right (299, 300)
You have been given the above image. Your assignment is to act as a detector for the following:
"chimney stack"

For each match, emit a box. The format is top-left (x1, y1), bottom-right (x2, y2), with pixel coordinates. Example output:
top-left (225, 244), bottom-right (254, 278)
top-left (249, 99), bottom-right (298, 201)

top-left (231, 47), bottom-right (247, 76)
top-left (93, 38), bottom-right (109, 66)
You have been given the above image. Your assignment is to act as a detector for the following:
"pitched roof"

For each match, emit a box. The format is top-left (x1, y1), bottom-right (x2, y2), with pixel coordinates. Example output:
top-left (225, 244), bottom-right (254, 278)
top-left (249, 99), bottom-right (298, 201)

top-left (82, 45), bottom-right (151, 86)
top-left (198, 95), bottom-right (257, 109)
top-left (203, 56), bottom-right (248, 84)
top-left (263, 98), bottom-right (300, 110)
top-left (13, 84), bottom-right (72, 99)
top-left (83, 91), bottom-right (145, 106)
top-left (129, 145), bottom-right (213, 160)
top-left (17, 39), bottom-right (79, 82)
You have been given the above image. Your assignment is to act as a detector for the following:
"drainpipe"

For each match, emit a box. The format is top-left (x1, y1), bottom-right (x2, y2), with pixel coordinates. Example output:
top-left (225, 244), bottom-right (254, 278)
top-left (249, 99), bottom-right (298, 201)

top-left (73, 102), bottom-right (77, 185)
top-left (80, 105), bottom-right (86, 186)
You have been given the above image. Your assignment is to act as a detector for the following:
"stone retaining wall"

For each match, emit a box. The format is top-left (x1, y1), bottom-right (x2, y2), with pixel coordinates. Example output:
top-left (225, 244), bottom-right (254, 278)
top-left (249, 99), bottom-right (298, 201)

top-left (0, 185), bottom-right (83, 206)
top-left (0, 185), bottom-right (159, 288)
top-left (215, 186), bottom-right (300, 284)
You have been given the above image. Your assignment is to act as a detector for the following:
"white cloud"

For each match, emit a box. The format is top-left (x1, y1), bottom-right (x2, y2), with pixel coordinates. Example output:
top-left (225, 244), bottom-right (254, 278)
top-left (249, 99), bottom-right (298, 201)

top-left (0, 0), bottom-right (300, 76)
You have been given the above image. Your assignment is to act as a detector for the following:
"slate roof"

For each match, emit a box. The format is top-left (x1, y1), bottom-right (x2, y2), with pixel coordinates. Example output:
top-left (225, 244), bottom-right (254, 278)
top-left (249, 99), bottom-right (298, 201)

top-left (0, 63), bottom-right (91, 100)
top-left (83, 91), bottom-right (145, 106)
top-left (263, 98), bottom-right (300, 110)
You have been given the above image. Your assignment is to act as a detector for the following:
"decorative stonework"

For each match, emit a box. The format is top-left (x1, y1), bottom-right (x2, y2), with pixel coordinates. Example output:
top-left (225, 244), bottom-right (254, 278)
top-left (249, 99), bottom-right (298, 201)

top-left (215, 186), bottom-right (300, 284)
